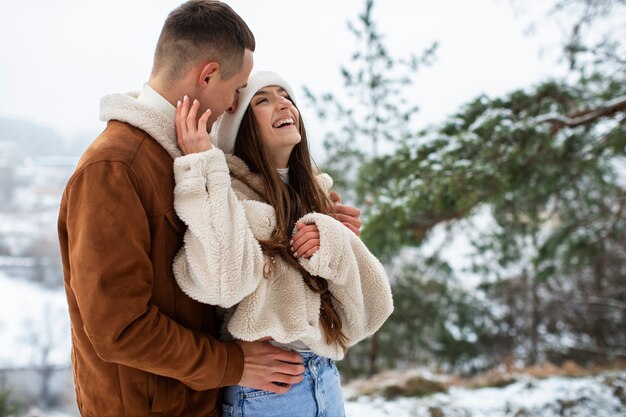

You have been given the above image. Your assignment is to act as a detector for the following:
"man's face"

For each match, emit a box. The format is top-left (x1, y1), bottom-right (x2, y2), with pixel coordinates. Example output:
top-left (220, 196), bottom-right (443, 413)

top-left (202, 49), bottom-right (254, 131)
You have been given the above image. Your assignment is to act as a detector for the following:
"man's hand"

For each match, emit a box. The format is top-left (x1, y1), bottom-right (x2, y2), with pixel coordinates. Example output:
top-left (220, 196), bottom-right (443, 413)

top-left (175, 95), bottom-right (213, 155)
top-left (329, 192), bottom-right (362, 236)
top-left (236, 340), bottom-right (304, 394)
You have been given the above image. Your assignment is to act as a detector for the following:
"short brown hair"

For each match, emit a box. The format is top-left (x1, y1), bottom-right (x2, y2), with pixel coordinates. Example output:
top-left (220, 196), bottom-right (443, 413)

top-left (152, 0), bottom-right (255, 81)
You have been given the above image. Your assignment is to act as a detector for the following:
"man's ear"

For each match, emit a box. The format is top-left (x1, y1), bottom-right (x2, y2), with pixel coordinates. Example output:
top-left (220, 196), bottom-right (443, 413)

top-left (198, 62), bottom-right (220, 87)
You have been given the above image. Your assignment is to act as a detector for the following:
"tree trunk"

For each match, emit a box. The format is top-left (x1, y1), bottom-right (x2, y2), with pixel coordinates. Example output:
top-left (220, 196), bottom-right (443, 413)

top-left (368, 334), bottom-right (378, 376)
top-left (530, 277), bottom-right (540, 365)
top-left (592, 254), bottom-right (607, 362)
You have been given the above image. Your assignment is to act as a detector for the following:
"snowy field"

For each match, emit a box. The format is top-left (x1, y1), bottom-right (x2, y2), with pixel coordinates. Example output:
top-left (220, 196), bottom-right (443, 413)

top-left (16, 370), bottom-right (626, 417)
top-left (345, 371), bottom-right (626, 417)
top-left (2, 273), bottom-right (625, 417)
top-left (0, 272), bottom-right (70, 368)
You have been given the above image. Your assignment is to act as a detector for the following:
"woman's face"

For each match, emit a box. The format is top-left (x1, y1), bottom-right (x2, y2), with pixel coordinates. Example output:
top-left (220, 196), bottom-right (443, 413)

top-left (250, 85), bottom-right (302, 159)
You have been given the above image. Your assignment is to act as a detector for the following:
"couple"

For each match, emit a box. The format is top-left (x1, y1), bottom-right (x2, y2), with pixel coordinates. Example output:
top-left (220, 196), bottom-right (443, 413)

top-left (58, 1), bottom-right (393, 416)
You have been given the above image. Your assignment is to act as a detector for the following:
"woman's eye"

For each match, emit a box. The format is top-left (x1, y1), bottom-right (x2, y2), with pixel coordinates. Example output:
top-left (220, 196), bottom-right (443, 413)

top-left (255, 98), bottom-right (268, 105)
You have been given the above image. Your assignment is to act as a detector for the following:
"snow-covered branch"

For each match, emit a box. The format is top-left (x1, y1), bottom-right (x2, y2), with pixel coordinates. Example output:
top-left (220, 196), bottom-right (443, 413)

top-left (535, 95), bottom-right (626, 131)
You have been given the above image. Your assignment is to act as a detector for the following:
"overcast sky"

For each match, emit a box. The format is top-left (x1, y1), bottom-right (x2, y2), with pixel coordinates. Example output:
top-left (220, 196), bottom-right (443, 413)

top-left (0, 0), bottom-right (568, 152)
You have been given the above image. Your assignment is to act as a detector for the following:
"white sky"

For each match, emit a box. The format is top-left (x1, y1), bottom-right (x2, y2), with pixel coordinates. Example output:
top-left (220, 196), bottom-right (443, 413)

top-left (0, 0), bottom-right (566, 151)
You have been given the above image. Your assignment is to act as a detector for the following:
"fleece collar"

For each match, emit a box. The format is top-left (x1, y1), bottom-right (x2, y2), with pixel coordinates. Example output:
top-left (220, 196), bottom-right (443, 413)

top-left (99, 91), bottom-right (181, 159)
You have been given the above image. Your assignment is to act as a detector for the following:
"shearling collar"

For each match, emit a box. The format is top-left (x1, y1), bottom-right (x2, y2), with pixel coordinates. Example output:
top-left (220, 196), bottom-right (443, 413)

top-left (99, 91), bottom-right (181, 159)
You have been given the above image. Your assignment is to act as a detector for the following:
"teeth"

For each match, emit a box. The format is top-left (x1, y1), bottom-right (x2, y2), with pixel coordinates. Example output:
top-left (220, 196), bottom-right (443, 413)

top-left (273, 118), bottom-right (294, 128)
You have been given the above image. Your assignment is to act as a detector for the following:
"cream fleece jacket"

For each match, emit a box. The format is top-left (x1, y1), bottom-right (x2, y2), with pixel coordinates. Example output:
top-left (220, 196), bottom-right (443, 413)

top-left (172, 148), bottom-right (393, 360)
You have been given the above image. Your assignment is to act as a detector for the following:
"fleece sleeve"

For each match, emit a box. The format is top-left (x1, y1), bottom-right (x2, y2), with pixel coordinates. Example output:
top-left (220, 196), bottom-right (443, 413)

top-left (296, 213), bottom-right (394, 345)
top-left (61, 160), bottom-right (243, 390)
top-left (172, 148), bottom-right (274, 308)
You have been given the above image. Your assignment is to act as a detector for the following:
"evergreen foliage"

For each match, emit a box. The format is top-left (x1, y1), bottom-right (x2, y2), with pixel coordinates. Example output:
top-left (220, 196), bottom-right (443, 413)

top-left (306, 0), bottom-right (625, 376)
top-left (0, 376), bottom-right (20, 417)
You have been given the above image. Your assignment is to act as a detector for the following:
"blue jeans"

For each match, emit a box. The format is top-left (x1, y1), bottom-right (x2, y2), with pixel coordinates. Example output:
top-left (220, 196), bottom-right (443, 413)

top-left (222, 352), bottom-right (345, 417)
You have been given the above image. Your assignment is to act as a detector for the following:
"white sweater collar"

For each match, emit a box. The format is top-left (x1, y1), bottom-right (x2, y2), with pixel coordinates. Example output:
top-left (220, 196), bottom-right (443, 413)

top-left (138, 83), bottom-right (176, 122)
top-left (277, 167), bottom-right (289, 183)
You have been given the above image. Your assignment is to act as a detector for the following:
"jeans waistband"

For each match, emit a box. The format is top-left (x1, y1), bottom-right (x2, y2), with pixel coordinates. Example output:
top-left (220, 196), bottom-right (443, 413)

top-left (299, 351), bottom-right (333, 368)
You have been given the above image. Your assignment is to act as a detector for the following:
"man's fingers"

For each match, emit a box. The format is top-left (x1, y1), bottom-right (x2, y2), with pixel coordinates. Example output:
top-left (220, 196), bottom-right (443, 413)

top-left (262, 383), bottom-right (291, 395)
top-left (334, 213), bottom-right (363, 229)
top-left (236, 340), bottom-right (305, 394)
top-left (272, 373), bottom-right (304, 386)
top-left (343, 222), bottom-right (361, 236)
top-left (334, 204), bottom-right (360, 218)
top-left (273, 361), bottom-right (306, 377)
top-left (271, 350), bottom-right (303, 367)
top-left (263, 378), bottom-right (304, 395)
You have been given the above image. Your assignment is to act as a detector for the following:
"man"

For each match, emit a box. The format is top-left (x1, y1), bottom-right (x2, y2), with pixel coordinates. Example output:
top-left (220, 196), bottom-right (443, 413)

top-left (58, 1), bottom-right (362, 416)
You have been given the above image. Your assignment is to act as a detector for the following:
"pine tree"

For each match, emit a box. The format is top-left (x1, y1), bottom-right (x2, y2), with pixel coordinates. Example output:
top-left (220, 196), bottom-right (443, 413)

top-left (359, 0), bottom-right (626, 365)
top-left (306, 0), bottom-right (625, 373)
top-left (304, 0), bottom-right (437, 376)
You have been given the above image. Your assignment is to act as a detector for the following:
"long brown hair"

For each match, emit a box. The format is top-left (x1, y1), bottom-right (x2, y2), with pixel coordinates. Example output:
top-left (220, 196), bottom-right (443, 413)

top-left (233, 105), bottom-right (349, 352)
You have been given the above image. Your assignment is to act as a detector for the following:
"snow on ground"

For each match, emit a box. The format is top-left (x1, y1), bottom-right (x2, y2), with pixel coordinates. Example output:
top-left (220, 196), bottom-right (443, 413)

top-left (345, 371), bottom-right (626, 417)
top-left (0, 272), bottom-right (70, 368)
top-left (2, 273), bottom-right (625, 417)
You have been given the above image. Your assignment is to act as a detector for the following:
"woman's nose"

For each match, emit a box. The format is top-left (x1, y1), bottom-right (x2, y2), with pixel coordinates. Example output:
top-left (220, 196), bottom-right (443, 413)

top-left (276, 96), bottom-right (291, 109)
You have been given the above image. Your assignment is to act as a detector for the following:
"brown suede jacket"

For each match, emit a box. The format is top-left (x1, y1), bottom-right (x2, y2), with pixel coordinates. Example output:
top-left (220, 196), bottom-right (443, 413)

top-left (58, 92), bottom-right (244, 417)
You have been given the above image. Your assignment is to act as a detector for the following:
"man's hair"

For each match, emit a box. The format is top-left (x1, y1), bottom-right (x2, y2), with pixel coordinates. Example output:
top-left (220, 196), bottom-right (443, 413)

top-left (152, 0), bottom-right (255, 82)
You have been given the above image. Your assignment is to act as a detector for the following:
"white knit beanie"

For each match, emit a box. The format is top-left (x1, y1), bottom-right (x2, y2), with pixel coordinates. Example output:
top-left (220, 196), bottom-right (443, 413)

top-left (212, 70), bottom-right (297, 154)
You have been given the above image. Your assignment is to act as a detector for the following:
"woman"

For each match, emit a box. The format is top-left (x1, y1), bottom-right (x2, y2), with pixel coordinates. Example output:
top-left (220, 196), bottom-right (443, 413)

top-left (172, 71), bottom-right (393, 417)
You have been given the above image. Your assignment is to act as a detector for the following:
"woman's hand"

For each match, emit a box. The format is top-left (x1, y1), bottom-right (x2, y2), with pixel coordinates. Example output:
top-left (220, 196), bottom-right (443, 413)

top-left (291, 222), bottom-right (320, 259)
top-left (175, 95), bottom-right (213, 155)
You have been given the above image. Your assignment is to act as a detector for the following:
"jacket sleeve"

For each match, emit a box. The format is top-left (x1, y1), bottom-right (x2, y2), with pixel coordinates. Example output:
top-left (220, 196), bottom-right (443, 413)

top-left (172, 148), bottom-right (273, 308)
top-left (296, 213), bottom-right (394, 346)
top-left (62, 160), bottom-right (243, 390)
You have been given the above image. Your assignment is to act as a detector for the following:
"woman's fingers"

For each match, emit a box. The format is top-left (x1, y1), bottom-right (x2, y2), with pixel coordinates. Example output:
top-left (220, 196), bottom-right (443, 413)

top-left (179, 95), bottom-right (190, 137)
top-left (175, 96), bottom-right (214, 154)
top-left (301, 245), bottom-right (320, 258)
top-left (196, 107), bottom-right (213, 150)
top-left (291, 223), bottom-right (319, 254)
top-left (292, 238), bottom-right (320, 258)
top-left (175, 99), bottom-right (183, 150)
top-left (198, 107), bottom-right (211, 130)
top-left (291, 224), bottom-right (320, 258)
top-left (186, 98), bottom-right (200, 134)
top-left (176, 96), bottom-right (191, 154)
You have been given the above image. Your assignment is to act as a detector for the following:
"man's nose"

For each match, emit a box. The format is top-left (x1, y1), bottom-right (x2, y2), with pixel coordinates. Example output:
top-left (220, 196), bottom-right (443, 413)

top-left (226, 94), bottom-right (239, 113)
